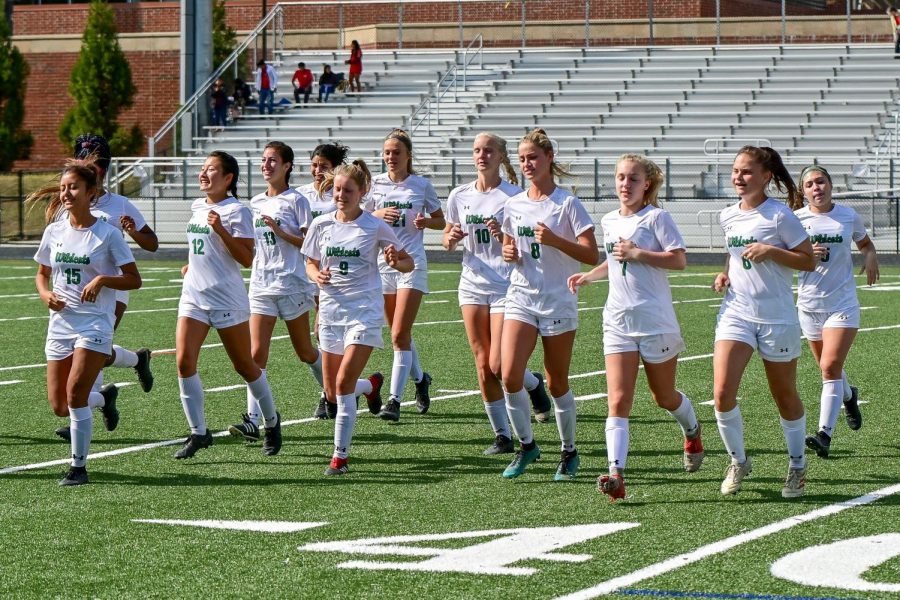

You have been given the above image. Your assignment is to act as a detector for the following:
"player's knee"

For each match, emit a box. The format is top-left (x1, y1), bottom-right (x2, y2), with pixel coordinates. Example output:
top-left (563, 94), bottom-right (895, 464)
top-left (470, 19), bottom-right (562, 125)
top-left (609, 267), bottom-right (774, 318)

top-left (819, 359), bottom-right (843, 381)
top-left (391, 331), bottom-right (411, 349)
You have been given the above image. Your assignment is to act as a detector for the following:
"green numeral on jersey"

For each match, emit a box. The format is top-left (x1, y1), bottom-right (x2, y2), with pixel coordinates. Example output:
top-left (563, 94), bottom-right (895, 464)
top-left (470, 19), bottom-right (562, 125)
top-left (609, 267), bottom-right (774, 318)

top-left (192, 239), bottom-right (205, 255)
top-left (475, 228), bottom-right (491, 244)
top-left (64, 268), bottom-right (81, 285)
top-left (621, 261), bottom-right (627, 276)
top-left (530, 242), bottom-right (541, 259)
top-left (392, 213), bottom-right (406, 228)
top-left (263, 231), bottom-right (276, 246)
top-left (338, 260), bottom-right (349, 275)
top-left (741, 257), bottom-right (752, 270)
top-left (821, 248), bottom-right (830, 263)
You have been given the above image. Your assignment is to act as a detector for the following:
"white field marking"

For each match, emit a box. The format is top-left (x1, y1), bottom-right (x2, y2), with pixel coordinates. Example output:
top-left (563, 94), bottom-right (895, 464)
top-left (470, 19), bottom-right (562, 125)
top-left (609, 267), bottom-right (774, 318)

top-left (427, 289), bottom-right (459, 295)
top-left (0, 284), bottom-right (178, 299)
top-left (415, 319), bottom-right (465, 326)
top-left (0, 363), bottom-right (44, 373)
top-left (423, 300), bottom-right (450, 305)
top-left (0, 275), bottom-right (37, 281)
top-left (154, 334), bottom-right (291, 354)
top-left (0, 265), bottom-right (36, 270)
top-left (669, 284), bottom-right (716, 289)
top-left (153, 297), bottom-right (181, 302)
top-left (205, 384), bottom-right (245, 393)
top-left (0, 380), bottom-right (24, 386)
top-left (114, 382), bottom-right (137, 389)
top-left (554, 482), bottom-right (900, 600)
top-left (700, 397), bottom-right (868, 407)
top-left (428, 270), bottom-right (462, 274)
top-left (860, 306), bottom-right (877, 310)
top-left (575, 393), bottom-right (607, 401)
top-left (569, 353), bottom-right (714, 381)
top-left (133, 519), bottom-right (328, 534)
top-left (0, 293), bottom-right (39, 299)
top-left (0, 307), bottom-right (178, 323)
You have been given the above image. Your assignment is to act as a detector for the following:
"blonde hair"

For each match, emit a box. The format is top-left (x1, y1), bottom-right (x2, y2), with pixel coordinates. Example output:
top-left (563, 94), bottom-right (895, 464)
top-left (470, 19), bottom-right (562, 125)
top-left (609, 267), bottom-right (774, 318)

top-left (27, 158), bottom-right (100, 224)
top-left (475, 132), bottom-right (518, 186)
top-left (384, 128), bottom-right (414, 174)
top-left (520, 128), bottom-right (569, 180)
top-left (321, 159), bottom-right (372, 196)
top-left (616, 153), bottom-right (664, 207)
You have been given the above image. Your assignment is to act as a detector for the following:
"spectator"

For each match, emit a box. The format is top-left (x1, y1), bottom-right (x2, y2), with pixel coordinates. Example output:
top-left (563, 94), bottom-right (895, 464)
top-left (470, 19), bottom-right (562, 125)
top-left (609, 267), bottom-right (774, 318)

top-left (255, 59), bottom-right (277, 114)
top-left (345, 40), bottom-right (363, 93)
top-left (318, 64), bottom-right (341, 103)
top-left (889, 7), bottom-right (900, 58)
top-left (232, 78), bottom-right (251, 118)
top-left (210, 78), bottom-right (228, 130)
top-left (292, 62), bottom-right (314, 105)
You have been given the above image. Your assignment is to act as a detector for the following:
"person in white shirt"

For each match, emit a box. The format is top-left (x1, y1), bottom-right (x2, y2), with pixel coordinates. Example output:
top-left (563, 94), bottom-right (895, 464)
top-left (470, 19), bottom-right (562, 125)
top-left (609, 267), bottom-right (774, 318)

top-left (795, 165), bottom-right (879, 459)
top-left (499, 128), bottom-right (599, 481)
top-left (712, 146), bottom-right (815, 499)
top-left (367, 129), bottom-right (445, 421)
top-left (227, 142), bottom-right (325, 443)
top-left (569, 154), bottom-right (704, 501)
top-left (31, 160), bottom-right (142, 486)
top-left (175, 151), bottom-right (282, 460)
top-left (443, 133), bottom-right (553, 455)
top-left (303, 161), bottom-right (414, 475)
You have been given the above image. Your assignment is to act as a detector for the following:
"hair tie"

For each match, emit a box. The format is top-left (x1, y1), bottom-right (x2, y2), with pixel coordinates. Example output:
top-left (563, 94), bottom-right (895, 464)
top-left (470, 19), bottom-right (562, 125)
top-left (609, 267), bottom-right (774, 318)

top-left (549, 138), bottom-right (560, 156)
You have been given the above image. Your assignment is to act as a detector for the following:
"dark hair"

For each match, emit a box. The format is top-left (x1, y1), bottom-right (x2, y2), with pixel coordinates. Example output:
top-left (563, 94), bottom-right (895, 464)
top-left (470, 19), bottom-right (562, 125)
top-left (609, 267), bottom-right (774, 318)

top-left (311, 143), bottom-right (349, 168)
top-left (209, 150), bottom-right (240, 198)
top-left (351, 40), bottom-right (360, 50)
top-left (28, 158), bottom-right (100, 224)
top-left (264, 141), bottom-right (294, 185)
top-left (735, 146), bottom-right (802, 210)
top-left (799, 165), bottom-right (832, 186)
top-left (257, 59), bottom-right (266, 67)
top-left (384, 128), bottom-right (414, 174)
top-left (298, 62), bottom-right (305, 68)
top-left (73, 133), bottom-right (111, 172)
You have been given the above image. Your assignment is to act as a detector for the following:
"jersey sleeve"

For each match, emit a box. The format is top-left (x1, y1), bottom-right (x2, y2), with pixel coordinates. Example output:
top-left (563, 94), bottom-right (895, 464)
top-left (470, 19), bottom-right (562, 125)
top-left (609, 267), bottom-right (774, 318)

top-left (108, 228), bottom-right (136, 267)
top-left (294, 193), bottom-right (313, 232)
top-left (122, 198), bottom-right (148, 231)
top-left (301, 221), bottom-right (322, 261)
top-left (34, 226), bottom-right (53, 267)
top-left (654, 210), bottom-right (686, 252)
top-left (422, 180), bottom-right (441, 214)
top-left (445, 191), bottom-right (460, 224)
top-left (362, 192), bottom-right (376, 213)
top-left (376, 219), bottom-right (403, 251)
top-left (851, 210), bottom-right (868, 242)
top-left (778, 208), bottom-right (809, 249)
top-left (501, 203), bottom-right (515, 238)
top-left (567, 197), bottom-right (595, 237)
top-left (229, 205), bottom-right (255, 239)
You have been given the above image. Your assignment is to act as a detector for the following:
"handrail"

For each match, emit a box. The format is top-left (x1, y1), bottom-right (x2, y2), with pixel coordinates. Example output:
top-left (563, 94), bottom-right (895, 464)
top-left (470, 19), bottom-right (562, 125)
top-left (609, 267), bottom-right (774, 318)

top-left (695, 209), bottom-right (720, 249)
top-left (461, 34), bottom-right (483, 89)
top-left (410, 36), bottom-right (484, 135)
top-left (871, 111), bottom-right (898, 191)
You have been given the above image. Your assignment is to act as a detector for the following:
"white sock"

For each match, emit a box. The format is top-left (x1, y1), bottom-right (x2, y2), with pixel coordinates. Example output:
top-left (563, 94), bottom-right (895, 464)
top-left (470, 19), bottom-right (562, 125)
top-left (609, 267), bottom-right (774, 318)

top-left (111, 345), bottom-right (139, 368)
top-left (92, 370), bottom-right (103, 394)
top-left (781, 414), bottom-right (807, 469)
top-left (178, 374), bottom-right (206, 434)
top-left (818, 380), bottom-right (843, 436)
top-left (484, 398), bottom-right (511, 438)
top-left (247, 370), bottom-right (278, 428)
top-left (841, 370), bottom-right (852, 401)
top-left (307, 350), bottom-right (324, 387)
top-left (605, 416), bottom-right (629, 472)
top-left (334, 393), bottom-right (357, 459)
top-left (69, 406), bottom-right (92, 468)
top-left (389, 350), bottom-right (412, 401)
top-left (715, 406), bottom-right (746, 465)
top-left (245, 388), bottom-right (261, 426)
top-left (523, 370), bottom-right (539, 391)
top-left (504, 387), bottom-right (533, 445)
top-left (87, 392), bottom-right (105, 409)
top-left (354, 378), bottom-right (373, 397)
top-left (409, 341), bottom-right (424, 383)
top-left (553, 389), bottom-right (577, 452)
top-left (667, 392), bottom-right (699, 437)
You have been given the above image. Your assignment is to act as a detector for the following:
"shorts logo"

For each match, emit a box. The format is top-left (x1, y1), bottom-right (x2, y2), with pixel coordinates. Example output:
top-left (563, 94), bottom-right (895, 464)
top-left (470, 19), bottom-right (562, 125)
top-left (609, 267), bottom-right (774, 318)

top-left (779, 347), bottom-right (790, 353)
top-left (223, 313), bottom-right (231, 318)
top-left (92, 338), bottom-right (102, 344)
top-left (661, 346), bottom-right (669, 353)
top-left (552, 320), bottom-right (562, 325)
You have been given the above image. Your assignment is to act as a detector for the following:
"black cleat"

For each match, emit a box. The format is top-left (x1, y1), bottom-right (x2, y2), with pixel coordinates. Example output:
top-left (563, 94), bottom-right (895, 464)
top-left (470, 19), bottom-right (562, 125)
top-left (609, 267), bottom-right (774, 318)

top-left (843, 386), bottom-right (862, 431)
top-left (378, 399), bottom-right (401, 422)
top-left (313, 391), bottom-right (329, 419)
top-left (483, 434), bottom-right (514, 455)
top-left (228, 414), bottom-right (260, 442)
top-left (326, 398), bottom-right (337, 420)
top-left (364, 372), bottom-right (384, 415)
top-left (134, 348), bottom-right (154, 392)
top-left (174, 431), bottom-right (213, 459)
top-left (100, 384), bottom-right (119, 432)
top-left (528, 372), bottom-right (553, 423)
top-left (262, 412), bottom-right (282, 456)
top-left (59, 466), bottom-right (88, 486)
top-left (414, 372), bottom-right (432, 414)
top-left (55, 426), bottom-right (71, 442)
top-left (805, 430), bottom-right (832, 458)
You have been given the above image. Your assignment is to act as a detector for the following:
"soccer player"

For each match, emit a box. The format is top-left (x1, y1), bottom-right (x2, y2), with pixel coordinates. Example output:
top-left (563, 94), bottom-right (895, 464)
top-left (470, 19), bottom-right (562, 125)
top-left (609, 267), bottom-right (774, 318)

top-left (712, 146), bottom-right (815, 498)
top-left (569, 154), bottom-right (703, 501)
top-left (795, 165), bottom-right (879, 458)
top-left (32, 160), bottom-right (142, 486)
top-left (367, 129), bottom-right (445, 421)
top-left (228, 142), bottom-right (324, 442)
top-left (303, 161), bottom-right (414, 475)
top-left (443, 132), bottom-right (553, 455)
top-left (499, 128), bottom-right (599, 481)
top-left (175, 151), bottom-right (282, 459)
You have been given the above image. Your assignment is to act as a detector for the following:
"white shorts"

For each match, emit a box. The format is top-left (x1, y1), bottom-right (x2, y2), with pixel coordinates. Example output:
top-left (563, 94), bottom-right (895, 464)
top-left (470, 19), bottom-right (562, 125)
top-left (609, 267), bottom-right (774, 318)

top-left (715, 312), bottom-right (802, 362)
top-left (115, 289), bottom-right (129, 306)
top-left (178, 299), bottom-right (249, 329)
top-left (250, 291), bottom-right (315, 321)
top-left (381, 268), bottom-right (429, 294)
top-left (603, 329), bottom-right (685, 364)
top-left (319, 322), bottom-right (384, 355)
top-left (798, 307), bottom-right (860, 341)
top-left (458, 288), bottom-right (507, 314)
top-left (504, 304), bottom-right (577, 337)
top-left (45, 333), bottom-right (112, 361)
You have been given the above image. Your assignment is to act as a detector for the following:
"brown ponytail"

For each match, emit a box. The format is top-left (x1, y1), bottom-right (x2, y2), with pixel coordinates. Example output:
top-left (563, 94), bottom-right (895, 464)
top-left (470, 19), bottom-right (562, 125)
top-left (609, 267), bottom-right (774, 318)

top-left (736, 146), bottom-right (802, 210)
top-left (27, 158), bottom-right (100, 224)
top-left (521, 128), bottom-right (570, 180)
top-left (384, 128), bottom-right (415, 175)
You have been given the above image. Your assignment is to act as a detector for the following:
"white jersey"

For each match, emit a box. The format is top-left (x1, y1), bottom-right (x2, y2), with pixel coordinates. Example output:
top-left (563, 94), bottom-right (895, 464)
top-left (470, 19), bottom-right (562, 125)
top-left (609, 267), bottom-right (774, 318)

top-left (91, 191), bottom-right (148, 234)
top-left (366, 172), bottom-right (441, 271)
top-left (601, 205), bottom-right (685, 336)
top-left (249, 188), bottom-right (315, 297)
top-left (296, 182), bottom-right (336, 220)
top-left (795, 204), bottom-right (867, 313)
top-left (502, 187), bottom-right (595, 318)
top-left (181, 196), bottom-right (254, 311)
top-left (718, 198), bottom-right (808, 324)
top-left (302, 211), bottom-right (402, 326)
top-left (34, 218), bottom-right (135, 337)
top-left (446, 180), bottom-right (522, 297)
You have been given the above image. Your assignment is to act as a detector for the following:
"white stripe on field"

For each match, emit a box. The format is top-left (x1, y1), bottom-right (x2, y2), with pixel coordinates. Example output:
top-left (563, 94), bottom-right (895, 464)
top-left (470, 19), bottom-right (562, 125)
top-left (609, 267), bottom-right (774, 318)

top-left (0, 380), bottom-right (24, 386)
top-left (0, 307), bottom-right (177, 323)
top-left (205, 384), bottom-right (245, 393)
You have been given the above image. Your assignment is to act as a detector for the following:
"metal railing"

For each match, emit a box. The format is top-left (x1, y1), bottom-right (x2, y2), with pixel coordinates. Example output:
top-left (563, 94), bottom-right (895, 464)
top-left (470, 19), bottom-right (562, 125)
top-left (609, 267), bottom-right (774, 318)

top-left (410, 35), bottom-right (484, 135)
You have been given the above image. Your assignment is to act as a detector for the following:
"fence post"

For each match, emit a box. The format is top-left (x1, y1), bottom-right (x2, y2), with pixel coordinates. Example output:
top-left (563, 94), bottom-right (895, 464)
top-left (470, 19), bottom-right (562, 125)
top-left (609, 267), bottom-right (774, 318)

top-left (665, 158), bottom-right (672, 201)
top-left (398, 1), bottom-right (404, 50)
top-left (247, 159), bottom-right (253, 199)
top-left (781, 0), bottom-right (786, 44)
top-left (648, 0), bottom-right (654, 46)
top-left (521, 0), bottom-right (526, 49)
top-left (846, 0), bottom-right (851, 44)
top-left (715, 0), bottom-right (721, 45)
top-left (451, 158), bottom-right (457, 188)
top-left (458, 0), bottom-right (464, 48)
top-left (593, 157), bottom-right (599, 201)
top-left (584, 0), bottom-right (590, 48)
top-left (17, 171), bottom-right (24, 239)
top-left (338, 3), bottom-right (345, 50)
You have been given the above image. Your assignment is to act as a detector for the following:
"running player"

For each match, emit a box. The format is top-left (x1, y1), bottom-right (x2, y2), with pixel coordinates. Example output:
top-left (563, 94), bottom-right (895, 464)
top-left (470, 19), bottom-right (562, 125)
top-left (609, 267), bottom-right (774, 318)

top-left (795, 165), bottom-right (879, 458)
top-left (175, 151), bottom-right (282, 459)
top-left (32, 160), bottom-right (142, 485)
top-left (228, 142), bottom-right (324, 442)
top-left (367, 129), bottom-right (445, 421)
top-left (569, 154), bottom-right (703, 501)
top-left (712, 146), bottom-right (815, 498)
top-left (303, 161), bottom-right (414, 475)
top-left (499, 129), bottom-right (599, 481)
top-left (443, 132), bottom-right (553, 455)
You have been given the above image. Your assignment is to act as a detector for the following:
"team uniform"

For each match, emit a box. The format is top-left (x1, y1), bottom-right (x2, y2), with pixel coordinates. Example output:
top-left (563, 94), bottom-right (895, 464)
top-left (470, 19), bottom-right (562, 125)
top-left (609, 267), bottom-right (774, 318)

top-left (89, 191), bottom-right (148, 306)
top-left (296, 182), bottom-right (337, 220)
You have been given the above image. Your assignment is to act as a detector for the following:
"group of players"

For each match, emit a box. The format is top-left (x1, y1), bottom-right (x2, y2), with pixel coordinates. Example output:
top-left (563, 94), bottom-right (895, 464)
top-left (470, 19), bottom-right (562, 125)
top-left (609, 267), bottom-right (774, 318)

top-left (31, 129), bottom-right (879, 497)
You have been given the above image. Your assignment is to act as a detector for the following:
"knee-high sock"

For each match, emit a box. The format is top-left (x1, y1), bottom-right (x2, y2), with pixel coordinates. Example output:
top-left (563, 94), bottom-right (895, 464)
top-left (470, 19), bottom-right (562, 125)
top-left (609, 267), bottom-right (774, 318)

top-left (504, 388), bottom-right (533, 445)
top-left (715, 406), bottom-right (746, 465)
top-left (245, 368), bottom-right (263, 425)
top-left (841, 370), bottom-right (852, 401)
top-left (247, 370), bottom-right (277, 428)
top-left (307, 350), bottom-right (324, 387)
top-left (333, 394), bottom-right (358, 459)
top-left (667, 391), bottom-right (700, 437)
top-left (389, 350), bottom-right (412, 401)
top-left (605, 416), bottom-right (629, 473)
top-left (484, 398), bottom-right (510, 438)
top-left (522, 370), bottom-right (539, 391)
top-left (69, 406), bottom-right (92, 468)
top-left (553, 389), bottom-right (576, 452)
top-left (178, 374), bottom-right (207, 434)
top-left (111, 345), bottom-right (138, 368)
top-left (87, 392), bottom-right (105, 409)
top-left (781, 414), bottom-right (807, 469)
top-left (818, 380), bottom-right (843, 436)
top-left (354, 378), bottom-right (373, 397)
top-left (409, 341), bottom-right (424, 383)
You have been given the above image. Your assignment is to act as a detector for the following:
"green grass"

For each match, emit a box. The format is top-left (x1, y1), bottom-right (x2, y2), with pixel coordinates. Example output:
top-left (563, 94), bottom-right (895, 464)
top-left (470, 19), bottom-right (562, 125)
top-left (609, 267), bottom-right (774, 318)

top-left (0, 259), bottom-right (898, 599)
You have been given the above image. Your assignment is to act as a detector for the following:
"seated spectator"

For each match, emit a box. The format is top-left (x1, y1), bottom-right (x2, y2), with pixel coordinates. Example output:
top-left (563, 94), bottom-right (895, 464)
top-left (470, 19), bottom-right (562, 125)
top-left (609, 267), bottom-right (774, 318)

top-left (210, 78), bottom-right (228, 130)
top-left (318, 64), bottom-right (341, 103)
top-left (232, 78), bottom-right (252, 117)
top-left (292, 62), bottom-right (314, 105)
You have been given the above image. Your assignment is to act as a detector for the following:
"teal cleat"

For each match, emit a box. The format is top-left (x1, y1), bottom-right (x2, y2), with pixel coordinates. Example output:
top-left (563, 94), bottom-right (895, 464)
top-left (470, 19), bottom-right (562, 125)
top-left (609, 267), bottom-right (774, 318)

top-left (553, 450), bottom-right (580, 481)
top-left (502, 445), bottom-right (541, 479)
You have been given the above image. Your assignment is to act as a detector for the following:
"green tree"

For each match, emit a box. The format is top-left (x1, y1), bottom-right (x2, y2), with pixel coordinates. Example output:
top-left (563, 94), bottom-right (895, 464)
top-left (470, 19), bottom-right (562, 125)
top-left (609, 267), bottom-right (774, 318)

top-left (0, 17), bottom-right (33, 170)
top-left (59, 0), bottom-right (142, 157)
top-left (212, 0), bottom-right (239, 77)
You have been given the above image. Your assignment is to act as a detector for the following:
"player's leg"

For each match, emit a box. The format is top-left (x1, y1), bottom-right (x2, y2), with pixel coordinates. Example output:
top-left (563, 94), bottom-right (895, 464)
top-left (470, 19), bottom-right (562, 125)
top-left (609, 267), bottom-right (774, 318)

top-left (713, 339), bottom-right (755, 494)
top-left (499, 318), bottom-right (540, 478)
top-left (174, 316), bottom-right (213, 458)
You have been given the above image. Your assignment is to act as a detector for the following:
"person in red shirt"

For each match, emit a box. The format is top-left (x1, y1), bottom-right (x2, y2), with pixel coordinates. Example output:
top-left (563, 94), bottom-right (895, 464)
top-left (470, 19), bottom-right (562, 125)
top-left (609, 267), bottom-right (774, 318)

top-left (292, 62), bottom-right (314, 104)
top-left (889, 7), bottom-right (900, 58)
top-left (345, 40), bottom-right (363, 93)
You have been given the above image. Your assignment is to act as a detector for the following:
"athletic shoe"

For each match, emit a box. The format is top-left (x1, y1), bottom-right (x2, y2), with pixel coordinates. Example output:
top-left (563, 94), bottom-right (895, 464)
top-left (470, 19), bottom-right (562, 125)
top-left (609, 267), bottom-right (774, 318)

top-left (326, 398), bottom-right (338, 420)
top-left (228, 414), bottom-right (261, 442)
top-left (100, 384), bottom-right (119, 432)
top-left (324, 457), bottom-right (349, 476)
top-left (262, 412), bottom-right (282, 456)
top-left (843, 386), bottom-right (862, 430)
top-left (528, 372), bottom-right (553, 423)
top-left (59, 466), bottom-right (88, 487)
top-left (781, 465), bottom-right (807, 498)
top-left (414, 372), bottom-right (432, 414)
top-left (174, 431), bottom-right (213, 459)
top-left (364, 373), bottom-right (384, 415)
top-left (55, 426), bottom-right (71, 442)
top-left (597, 473), bottom-right (626, 501)
top-left (683, 423), bottom-right (705, 473)
top-left (134, 348), bottom-right (154, 393)
top-left (483, 434), bottom-right (514, 455)
top-left (554, 450), bottom-right (580, 481)
top-left (502, 445), bottom-right (541, 478)
top-left (720, 457), bottom-right (752, 495)
top-left (378, 399), bottom-right (401, 422)
top-left (805, 430), bottom-right (831, 458)
top-left (313, 391), bottom-right (328, 420)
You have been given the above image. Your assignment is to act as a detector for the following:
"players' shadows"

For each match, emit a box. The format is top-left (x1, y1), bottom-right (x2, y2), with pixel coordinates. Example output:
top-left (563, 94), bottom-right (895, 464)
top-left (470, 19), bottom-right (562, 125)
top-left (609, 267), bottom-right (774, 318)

top-left (0, 433), bottom-right (70, 446)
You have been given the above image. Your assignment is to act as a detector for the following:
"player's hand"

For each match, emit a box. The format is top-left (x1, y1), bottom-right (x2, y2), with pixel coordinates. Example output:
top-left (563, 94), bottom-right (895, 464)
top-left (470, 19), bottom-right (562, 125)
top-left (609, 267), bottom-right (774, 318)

top-left (534, 221), bottom-right (558, 247)
top-left (860, 256), bottom-right (880, 286)
top-left (712, 272), bottom-right (730, 293)
top-left (316, 266), bottom-right (332, 286)
top-left (502, 243), bottom-right (519, 262)
top-left (567, 273), bottom-right (588, 294)
top-left (383, 244), bottom-right (400, 266)
top-left (741, 243), bottom-right (770, 263)
top-left (446, 223), bottom-right (467, 244)
top-left (811, 242), bottom-right (829, 262)
top-left (207, 210), bottom-right (225, 235)
top-left (612, 237), bottom-right (639, 262)
top-left (484, 216), bottom-right (502, 240)
top-left (414, 212), bottom-right (426, 230)
top-left (261, 215), bottom-right (282, 236)
top-left (181, 264), bottom-right (189, 277)
top-left (120, 215), bottom-right (136, 234)
top-left (381, 207), bottom-right (401, 225)
top-left (42, 291), bottom-right (66, 311)
top-left (80, 278), bottom-right (104, 303)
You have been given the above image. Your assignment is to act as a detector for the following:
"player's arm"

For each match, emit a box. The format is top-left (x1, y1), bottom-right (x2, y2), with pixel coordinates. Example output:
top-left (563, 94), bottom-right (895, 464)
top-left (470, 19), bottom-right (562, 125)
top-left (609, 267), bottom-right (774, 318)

top-left (743, 239), bottom-right (815, 271)
top-left (418, 208), bottom-right (445, 231)
top-left (124, 223), bottom-right (159, 252)
top-left (208, 211), bottom-right (254, 268)
top-left (536, 223), bottom-right (600, 266)
top-left (83, 262), bottom-right (142, 300)
top-left (613, 239), bottom-right (685, 270)
top-left (856, 235), bottom-right (880, 285)
top-left (263, 215), bottom-right (304, 247)
top-left (36, 264), bottom-right (65, 311)
top-left (713, 255), bottom-right (730, 292)
top-left (385, 245), bottom-right (414, 273)
top-left (568, 260), bottom-right (609, 293)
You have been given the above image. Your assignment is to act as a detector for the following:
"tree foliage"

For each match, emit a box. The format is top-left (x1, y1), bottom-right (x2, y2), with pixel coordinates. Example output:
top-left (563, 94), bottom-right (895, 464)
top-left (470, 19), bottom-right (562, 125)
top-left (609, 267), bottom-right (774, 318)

top-left (212, 0), bottom-right (242, 82)
top-left (59, 0), bottom-right (142, 156)
top-left (0, 17), bottom-right (33, 170)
